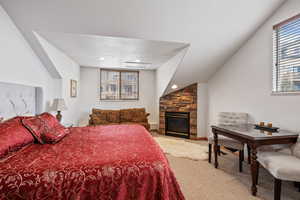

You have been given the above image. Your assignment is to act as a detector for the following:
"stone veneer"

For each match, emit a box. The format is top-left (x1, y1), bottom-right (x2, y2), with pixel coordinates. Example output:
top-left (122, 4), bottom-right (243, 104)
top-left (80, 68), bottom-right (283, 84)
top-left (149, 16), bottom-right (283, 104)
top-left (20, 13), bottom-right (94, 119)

top-left (159, 83), bottom-right (197, 139)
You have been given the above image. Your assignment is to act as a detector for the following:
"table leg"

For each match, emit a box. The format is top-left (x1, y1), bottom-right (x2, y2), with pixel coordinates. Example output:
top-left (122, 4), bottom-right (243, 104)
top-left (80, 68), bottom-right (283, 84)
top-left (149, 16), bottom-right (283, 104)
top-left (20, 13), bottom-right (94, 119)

top-left (213, 132), bottom-right (219, 168)
top-left (250, 147), bottom-right (258, 196)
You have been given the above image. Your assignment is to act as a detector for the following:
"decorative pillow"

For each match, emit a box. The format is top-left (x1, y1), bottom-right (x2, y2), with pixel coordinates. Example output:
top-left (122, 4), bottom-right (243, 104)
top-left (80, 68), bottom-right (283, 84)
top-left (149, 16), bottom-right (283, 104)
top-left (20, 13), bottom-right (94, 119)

top-left (38, 112), bottom-right (60, 129)
top-left (22, 117), bottom-right (48, 144)
top-left (0, 116), bottom-right (34, 158)
top-left (42, 125), bottom-right (70, 144)
top-left (91, 115), bottom-right (109, 125)
top-left (120, 109), bottom-right (134, 122)
top-left (92, 109), bottom-right (107, 121)
top-left (132, 108), bottom-right (147, 123)
top-left (22, 116), bottom-right (70, 144)
top-left (106, 110), bottom-right (120, 123)
top-left (292, 136), bottom-right (300, 159)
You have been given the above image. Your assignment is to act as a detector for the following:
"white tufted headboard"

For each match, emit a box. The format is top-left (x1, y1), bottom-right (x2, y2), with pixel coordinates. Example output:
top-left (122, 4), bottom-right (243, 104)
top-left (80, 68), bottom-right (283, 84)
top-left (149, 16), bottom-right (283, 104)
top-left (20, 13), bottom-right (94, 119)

top-left (0, 82), bottom-right (37, 120)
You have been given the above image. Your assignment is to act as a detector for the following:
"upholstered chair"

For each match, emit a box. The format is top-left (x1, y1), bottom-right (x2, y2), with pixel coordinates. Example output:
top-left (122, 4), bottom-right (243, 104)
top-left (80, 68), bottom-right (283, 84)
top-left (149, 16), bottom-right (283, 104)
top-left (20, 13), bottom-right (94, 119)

top-left (208, 112), bottom-right (248, 172)
top-left (257, 136), bottom-right (300, 200)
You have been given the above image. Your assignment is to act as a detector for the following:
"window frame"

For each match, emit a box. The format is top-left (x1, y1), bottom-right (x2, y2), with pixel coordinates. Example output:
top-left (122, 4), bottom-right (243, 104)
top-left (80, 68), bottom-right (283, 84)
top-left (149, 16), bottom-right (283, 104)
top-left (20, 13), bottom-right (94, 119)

top-left (100, 69), bottom-right (139, 101)
top-left (272, 13), bottom-right (300, 94)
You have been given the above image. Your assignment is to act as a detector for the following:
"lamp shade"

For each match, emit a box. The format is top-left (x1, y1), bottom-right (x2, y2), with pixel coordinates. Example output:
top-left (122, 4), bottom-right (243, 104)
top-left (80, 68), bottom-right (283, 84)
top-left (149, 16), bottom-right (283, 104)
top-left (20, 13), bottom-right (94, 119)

top-left (52, 98), bottom-right (67, 111)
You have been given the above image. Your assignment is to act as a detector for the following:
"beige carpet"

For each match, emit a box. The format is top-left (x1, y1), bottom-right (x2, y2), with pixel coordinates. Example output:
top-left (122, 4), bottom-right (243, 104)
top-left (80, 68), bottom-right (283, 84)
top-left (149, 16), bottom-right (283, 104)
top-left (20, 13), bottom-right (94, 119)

top-left (162, 140), bottom-right (299, 200)
top-left (154, 136), bottom-right (207, 161)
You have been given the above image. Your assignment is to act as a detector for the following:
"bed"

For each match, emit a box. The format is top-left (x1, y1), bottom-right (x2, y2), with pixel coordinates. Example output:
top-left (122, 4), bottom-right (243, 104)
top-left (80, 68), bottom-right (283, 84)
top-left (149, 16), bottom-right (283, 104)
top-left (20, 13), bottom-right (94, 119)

top-left (0, 124), bottom-right (185, 200)
top-left (0, 82), bottom-right (184, 199)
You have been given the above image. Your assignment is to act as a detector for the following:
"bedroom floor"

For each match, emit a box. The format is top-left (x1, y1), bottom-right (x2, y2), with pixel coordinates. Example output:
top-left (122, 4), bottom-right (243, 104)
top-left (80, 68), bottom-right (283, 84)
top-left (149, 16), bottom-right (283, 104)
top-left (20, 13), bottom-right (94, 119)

top-left (162, 140), bottom-right (299, 200)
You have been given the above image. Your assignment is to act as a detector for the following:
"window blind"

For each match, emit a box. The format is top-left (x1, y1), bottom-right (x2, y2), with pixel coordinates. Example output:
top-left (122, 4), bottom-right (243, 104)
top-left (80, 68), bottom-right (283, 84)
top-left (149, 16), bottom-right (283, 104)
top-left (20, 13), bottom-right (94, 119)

top-left (273, 14), bottom-right (300, 93)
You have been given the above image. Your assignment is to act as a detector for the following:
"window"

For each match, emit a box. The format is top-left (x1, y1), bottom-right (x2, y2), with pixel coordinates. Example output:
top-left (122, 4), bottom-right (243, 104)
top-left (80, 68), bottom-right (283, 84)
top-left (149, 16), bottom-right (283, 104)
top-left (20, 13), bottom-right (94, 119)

top-left (100, 69), bottom-right (139, 100)
top-left (273, 14), bottom-right (300, 93)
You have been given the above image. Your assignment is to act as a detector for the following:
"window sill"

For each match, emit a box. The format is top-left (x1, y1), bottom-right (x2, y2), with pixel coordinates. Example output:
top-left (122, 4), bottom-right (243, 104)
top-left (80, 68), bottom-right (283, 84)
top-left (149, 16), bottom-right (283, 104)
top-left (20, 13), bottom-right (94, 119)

top-left (271, 91), bottom-right (300, 96)
top-left (99, 99), bottom-right (139, 102)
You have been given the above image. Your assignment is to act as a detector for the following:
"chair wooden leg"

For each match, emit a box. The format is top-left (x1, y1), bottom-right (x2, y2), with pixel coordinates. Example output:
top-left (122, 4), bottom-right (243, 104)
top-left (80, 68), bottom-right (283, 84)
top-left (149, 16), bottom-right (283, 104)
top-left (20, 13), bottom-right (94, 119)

top-left (241, 149), bottom-right (244, 161)
top-left (208, 144), bottom-right (212, 163)
top-left (239, 150), bottom-right (243, 172)
top-left (247, 144), bottom-right (251, 164)
top-left (256, 163), bottom-right (260, 185)
top-left (218, 145), bottom-right (221, 156)
top-left (274, 178), bottom-right (282, 200)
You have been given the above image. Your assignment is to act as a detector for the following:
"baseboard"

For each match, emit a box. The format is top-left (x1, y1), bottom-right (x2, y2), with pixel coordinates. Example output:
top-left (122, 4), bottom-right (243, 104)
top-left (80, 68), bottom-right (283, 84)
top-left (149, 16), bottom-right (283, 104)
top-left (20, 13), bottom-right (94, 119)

top-left (190, 137), bottom-right (208, 141)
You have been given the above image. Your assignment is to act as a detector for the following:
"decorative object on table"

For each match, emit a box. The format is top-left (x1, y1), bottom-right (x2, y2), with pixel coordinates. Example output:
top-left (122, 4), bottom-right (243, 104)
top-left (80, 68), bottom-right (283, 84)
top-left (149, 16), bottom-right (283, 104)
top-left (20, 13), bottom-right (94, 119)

top-left (0, 117), bottom-right (3, 123)
top-left (255, 123), bottom-right (279, 133)
top-left (70, 80), bottom-right (77, 97)
top-left (52, 98), bottom-right (67, 122)
top-left (259, 122), bottom-right (265, 127)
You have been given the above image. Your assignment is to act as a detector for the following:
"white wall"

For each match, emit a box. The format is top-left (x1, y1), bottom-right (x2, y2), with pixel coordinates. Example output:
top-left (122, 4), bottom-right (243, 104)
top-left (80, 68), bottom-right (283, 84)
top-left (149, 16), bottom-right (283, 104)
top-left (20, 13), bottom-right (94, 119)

top-left (78, 67), bottom-right (157, 126)
top-left (208, 0), bottom-right (300, 134)
top-left (197, 83), bottom-right (208, 137)
top-left (0, 5), bottom-right (58, 114)
top-left (34, 33), bottom-right (81, 125)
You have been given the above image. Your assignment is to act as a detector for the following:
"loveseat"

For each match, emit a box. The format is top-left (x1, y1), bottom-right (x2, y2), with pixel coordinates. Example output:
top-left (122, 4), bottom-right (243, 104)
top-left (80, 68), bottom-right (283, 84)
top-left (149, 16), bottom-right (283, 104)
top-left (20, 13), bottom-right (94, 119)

top-left (89, 108), bottom-right (150, 130)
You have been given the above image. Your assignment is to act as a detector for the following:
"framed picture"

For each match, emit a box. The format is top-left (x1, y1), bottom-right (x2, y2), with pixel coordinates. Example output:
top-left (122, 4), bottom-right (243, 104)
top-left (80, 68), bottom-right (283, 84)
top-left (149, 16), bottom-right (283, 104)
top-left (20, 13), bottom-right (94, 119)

top-left (70, 80), bottom-right (77, 97)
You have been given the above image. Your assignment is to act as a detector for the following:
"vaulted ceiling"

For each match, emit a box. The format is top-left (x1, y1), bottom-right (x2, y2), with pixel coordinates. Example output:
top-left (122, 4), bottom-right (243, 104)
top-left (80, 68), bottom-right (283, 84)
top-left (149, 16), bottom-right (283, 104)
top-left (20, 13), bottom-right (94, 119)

top-left (0, 0), bottom-right (286, 93)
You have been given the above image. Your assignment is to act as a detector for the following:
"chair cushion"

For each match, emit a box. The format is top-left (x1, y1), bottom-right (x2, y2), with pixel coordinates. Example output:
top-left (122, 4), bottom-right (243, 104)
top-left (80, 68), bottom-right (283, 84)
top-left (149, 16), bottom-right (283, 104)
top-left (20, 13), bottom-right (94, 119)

top-left (208, 135), bottom-right (244, 150)
top-left (258, 144), bottom-right (293, 155)
top-left (258, 151), bottom-right (300, 182)
top-left (292, 136), bottom-right (300, 159)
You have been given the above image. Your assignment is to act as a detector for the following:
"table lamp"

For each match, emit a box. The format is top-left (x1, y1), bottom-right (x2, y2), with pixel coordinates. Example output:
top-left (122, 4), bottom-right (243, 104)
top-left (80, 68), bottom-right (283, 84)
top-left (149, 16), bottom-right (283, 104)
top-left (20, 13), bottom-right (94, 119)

top-left (52, 98), bottom-right (67, 122)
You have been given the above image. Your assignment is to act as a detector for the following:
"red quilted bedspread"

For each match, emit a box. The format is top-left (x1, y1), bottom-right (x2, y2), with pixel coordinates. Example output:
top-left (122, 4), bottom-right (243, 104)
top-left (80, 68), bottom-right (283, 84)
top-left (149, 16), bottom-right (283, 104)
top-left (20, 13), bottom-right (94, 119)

top-left (0, 125), bottom-right (185, 200)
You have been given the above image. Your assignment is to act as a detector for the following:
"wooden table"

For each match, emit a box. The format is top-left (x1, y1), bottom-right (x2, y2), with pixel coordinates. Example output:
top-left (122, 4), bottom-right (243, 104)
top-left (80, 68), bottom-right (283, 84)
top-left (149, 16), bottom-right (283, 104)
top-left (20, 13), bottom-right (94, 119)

top-left (211, 124), bottom-right (298, 196)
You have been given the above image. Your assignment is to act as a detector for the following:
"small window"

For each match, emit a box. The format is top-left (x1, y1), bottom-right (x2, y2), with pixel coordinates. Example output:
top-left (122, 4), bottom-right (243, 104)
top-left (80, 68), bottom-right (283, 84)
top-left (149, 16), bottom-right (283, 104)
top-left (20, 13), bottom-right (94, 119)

top-left (273, 14), bottom-right (300, 93)
top-left (100, 69), bottom-right (139, 100)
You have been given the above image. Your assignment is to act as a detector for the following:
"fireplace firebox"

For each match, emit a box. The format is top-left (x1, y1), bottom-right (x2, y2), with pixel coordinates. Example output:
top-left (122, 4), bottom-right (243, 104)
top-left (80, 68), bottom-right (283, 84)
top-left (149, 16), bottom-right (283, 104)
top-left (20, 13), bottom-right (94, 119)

top-left (165, 112), bottom-right (190, 139)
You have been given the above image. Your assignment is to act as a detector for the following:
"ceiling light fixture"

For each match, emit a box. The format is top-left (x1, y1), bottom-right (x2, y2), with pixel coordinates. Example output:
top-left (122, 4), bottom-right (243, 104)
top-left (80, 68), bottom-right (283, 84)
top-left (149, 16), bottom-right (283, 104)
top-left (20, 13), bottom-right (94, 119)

top-left (98, 57), bottom-right (105, 61)
top-left (135, 59), bottom-right (141, 62)
top-left (171, 84), bottom-right (178, 90)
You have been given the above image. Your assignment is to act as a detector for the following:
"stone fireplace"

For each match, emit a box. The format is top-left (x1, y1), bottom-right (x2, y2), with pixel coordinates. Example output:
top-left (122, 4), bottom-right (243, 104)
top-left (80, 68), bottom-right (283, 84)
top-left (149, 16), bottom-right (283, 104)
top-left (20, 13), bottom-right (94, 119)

top-left (159, 83), bottom-right (197, 139)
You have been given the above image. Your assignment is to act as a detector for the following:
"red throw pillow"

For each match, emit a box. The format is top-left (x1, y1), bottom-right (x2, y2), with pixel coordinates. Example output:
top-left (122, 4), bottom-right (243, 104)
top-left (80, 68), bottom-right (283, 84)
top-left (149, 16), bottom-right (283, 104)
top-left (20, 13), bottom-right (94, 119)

top-left (42, 124), bottom-right (70, 144)
top-left (0, 116), bottom-right (34, 159)
top-left (22, 117), bottom-right (48, 144)
top-left (22, 114), bottom-right (70, 144)
top-left (38, 112), bottom-right (60, 128)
